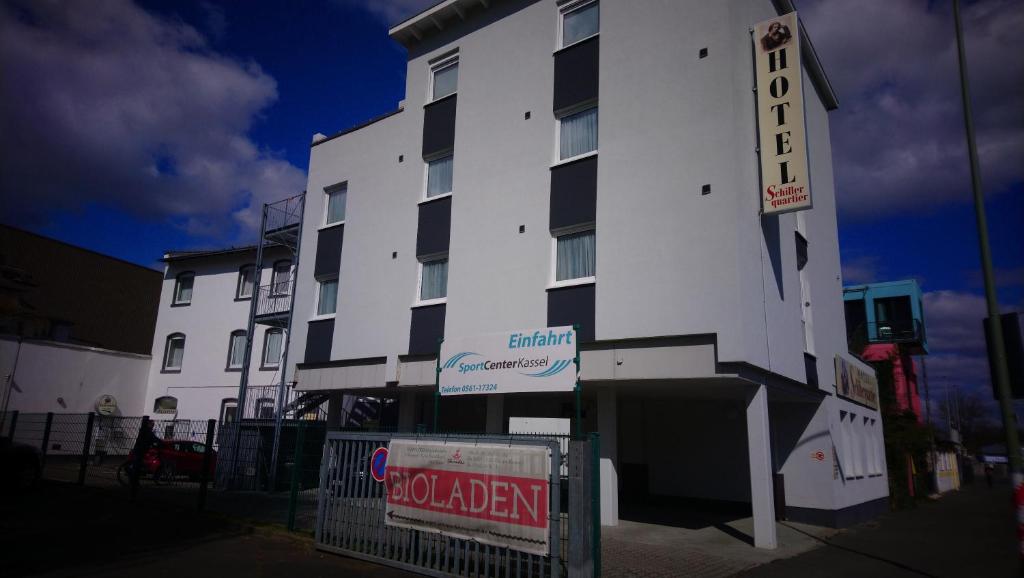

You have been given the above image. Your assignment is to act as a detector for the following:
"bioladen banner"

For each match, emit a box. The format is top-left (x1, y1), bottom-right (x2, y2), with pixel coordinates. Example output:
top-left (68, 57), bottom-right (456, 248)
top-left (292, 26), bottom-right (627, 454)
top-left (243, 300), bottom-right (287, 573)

top-left (754, 11), bottom-right (812, 215)
top-left (384, 439), bottom-right (552, 555)
top-left (438, 326), bottom-right (577, 396)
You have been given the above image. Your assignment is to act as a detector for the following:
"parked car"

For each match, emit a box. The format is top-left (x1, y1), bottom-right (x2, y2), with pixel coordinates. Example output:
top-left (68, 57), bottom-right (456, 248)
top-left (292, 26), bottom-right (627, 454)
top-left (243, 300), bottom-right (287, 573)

top-left (117, 440), bottom-right (216, 486)
top-left (0, 436), bottom-right (41, 490)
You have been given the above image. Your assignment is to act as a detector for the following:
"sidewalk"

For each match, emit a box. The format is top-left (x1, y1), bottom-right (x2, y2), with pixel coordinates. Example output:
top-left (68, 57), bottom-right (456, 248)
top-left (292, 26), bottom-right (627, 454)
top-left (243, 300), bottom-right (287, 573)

top-left (738, 481), bottom-right (1016, 577)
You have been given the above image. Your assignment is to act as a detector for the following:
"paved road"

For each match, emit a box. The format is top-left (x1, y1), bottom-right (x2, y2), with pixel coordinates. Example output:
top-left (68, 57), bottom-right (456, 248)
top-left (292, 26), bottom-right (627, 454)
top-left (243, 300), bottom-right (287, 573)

top-left (738, 481), bottom-right (1016, 577)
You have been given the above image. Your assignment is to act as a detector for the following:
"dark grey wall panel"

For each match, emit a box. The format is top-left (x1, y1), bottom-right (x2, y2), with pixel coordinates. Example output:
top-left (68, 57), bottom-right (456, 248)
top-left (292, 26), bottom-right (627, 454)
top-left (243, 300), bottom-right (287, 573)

top-left (416, 196), bottom-right (452, 257)
top-left (547, 284), bottom-right (595, 342)
top-left (409, 304), bottom-right (446, 355)
top-left (313, 225), bottom-right (344, 278)
top-left (422, 94), bottom-right (457, 158)
top-left (553, 36), bottom-right (599, 112)
top-left (304, 318), bottom-right (335, 364)
top-left (550, 156), bottom-right (597, 230)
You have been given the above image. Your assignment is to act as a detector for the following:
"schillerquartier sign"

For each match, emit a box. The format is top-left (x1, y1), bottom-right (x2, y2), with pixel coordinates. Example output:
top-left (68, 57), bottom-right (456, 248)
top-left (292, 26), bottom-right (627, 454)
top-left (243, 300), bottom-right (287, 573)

top-left (439, 326), bottom-right (577, 396)
top-left (384, 439), bottom-right (552, 556)
top-left (754, 11), bottom-right (812, 215)
top-left (834, 355), bottom-right (879, 410)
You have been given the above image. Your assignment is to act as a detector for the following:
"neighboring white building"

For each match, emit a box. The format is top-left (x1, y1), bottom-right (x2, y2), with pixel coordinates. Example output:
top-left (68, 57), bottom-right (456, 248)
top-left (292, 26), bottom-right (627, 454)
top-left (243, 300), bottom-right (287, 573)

top-left (178, 0), bottom-right (880, 549)
top-left (142, 246), bottom-right (295, 424)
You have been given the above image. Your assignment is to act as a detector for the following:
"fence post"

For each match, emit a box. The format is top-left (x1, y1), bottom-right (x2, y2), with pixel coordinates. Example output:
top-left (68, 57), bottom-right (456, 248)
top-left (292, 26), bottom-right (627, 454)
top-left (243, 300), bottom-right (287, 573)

top-left (130, 416), bottom-right (150, 501)
top-left (590, 432), bottom-right (601, 578)
top-left (7, 410), bottom-right (17, 438)
top-left (78, 413), bottom-right (95, 485)
top-left (40, 412), bottom-right (54, 469)
top-left (198, 419), bottom-right (216, 511)
top-left (287, 422), bottom-right (307, 531)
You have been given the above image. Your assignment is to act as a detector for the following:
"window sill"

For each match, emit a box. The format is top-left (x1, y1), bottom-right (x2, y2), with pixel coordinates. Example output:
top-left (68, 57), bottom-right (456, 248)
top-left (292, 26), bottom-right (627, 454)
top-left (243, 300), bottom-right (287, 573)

top-left (234, 296), bottom-right (253, 302)
top-left (547, 277), bottom-right (595, 290)
top-left (419, 192), bottom-right (453, 205)
top-left (259, 365), bottom-right (280, 372)
top-left (309, 314), bottom-right (336, 322)
top-left (425, 92), bottom-right (457, 108)
top-left (412, 298), bottom-right (447, 308)
top-left (551, 150), bottom-right (597, 169)
top-left (318, 221), bottom-right (345, 232)
top-left (225, 367), bottom-right (242, 373)
top-left (160, 368), bottom-right (182, 374)
top-left (554, 32), bottom-right (599, 55)
top-left (170, 301), bottom-right (192, 308)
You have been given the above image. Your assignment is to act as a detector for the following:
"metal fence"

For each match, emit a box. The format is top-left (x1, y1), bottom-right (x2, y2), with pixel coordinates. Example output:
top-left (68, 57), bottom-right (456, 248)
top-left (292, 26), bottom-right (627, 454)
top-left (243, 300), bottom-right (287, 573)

top-left (313, 431), bottom-right (600, 578)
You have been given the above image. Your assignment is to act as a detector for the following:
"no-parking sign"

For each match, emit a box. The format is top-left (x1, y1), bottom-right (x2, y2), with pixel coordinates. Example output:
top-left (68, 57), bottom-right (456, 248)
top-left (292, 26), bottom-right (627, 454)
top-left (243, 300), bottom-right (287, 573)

top-left (370, 447), bottom-right (388, 482)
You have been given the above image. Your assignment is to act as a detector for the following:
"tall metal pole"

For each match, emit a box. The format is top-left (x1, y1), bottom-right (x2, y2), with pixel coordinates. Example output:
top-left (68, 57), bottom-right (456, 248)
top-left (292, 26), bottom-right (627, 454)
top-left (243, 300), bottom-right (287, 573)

top-left (922, 357), bottom-right (938, 494)
top-left (952, 0), bottom-right (1022, 555)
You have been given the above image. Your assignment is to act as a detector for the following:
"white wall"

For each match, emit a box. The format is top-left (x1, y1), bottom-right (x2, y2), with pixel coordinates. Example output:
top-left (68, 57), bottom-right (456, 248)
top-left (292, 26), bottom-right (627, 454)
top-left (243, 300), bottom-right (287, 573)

top-left (1, 336), bottom-right (150, 415)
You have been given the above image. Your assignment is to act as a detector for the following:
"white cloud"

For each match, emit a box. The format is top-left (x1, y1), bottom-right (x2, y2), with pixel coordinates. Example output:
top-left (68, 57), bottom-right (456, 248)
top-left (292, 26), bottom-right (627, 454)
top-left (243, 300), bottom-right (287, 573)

top-left (841, 256), bottom-right (881, 284)
top-left (0, 0), bottom-right (306, 242)
top-left (335, 0), bottom-right (438, 25)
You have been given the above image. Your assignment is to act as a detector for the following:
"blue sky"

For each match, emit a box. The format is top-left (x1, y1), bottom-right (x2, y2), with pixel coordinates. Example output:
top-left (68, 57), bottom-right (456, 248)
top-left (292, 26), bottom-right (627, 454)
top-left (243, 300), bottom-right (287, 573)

top-left (1, 0), bottom-right (1021, 419)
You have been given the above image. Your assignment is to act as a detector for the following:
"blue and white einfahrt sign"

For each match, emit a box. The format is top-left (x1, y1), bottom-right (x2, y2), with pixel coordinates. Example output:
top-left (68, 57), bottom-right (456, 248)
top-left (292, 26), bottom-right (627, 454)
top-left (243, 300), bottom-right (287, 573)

top-left (439, 326), bottom-right (577, 396)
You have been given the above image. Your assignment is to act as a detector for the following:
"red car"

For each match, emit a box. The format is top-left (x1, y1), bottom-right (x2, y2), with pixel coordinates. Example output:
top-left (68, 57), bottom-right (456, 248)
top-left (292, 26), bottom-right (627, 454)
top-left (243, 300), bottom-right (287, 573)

top-left (118, 440), bottom-right (216, 485)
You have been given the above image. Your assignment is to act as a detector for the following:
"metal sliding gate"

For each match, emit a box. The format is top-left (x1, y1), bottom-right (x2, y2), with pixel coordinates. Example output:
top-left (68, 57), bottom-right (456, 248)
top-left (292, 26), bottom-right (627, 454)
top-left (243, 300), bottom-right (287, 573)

top-left (314, 431), bottom-right (598, 578)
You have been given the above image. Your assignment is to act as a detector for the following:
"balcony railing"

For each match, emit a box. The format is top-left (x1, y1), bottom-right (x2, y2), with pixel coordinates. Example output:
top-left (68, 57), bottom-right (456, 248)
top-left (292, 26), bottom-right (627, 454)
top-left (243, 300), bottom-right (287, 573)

top-left (255, 281), bottom-right (292, 318)
top-left (848, 319), bottom-right (926, 350)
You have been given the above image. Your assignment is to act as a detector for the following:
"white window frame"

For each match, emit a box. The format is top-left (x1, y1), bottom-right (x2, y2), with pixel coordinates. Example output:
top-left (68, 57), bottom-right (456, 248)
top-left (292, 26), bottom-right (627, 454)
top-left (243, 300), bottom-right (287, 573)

top-left (163, 334), bottom-right (186, 372)
top-left (312, 276), bottom-right (338, 320)
top-left (220, 398), bottom-right (238, 424)
top-left (554, 103), bottom-right (599, 165)
top-left (323, 183), bottom-right (347, 228)
top-left (236, 264), bottom-right (256, 300)
top-left (422, 152), bottom-right (454, 202)
top-left (271, 260), bottom-right (291, 296)
top-left (226, 330), bottom-right (246, 370)
top-left (261, 328), bottom-right (283, 369)
top-left (255, 398), bottom-right (276, 420)
top-left (557, 0), bottom-right (599, 51)
top-left (427, 53), bottom-right (459, 104)
top-left (172, 272), bottom-right (194, 306)
top-left (550, 226), bottom-right (596, 289)
top-left (415, 254), bottom-right (449, 307)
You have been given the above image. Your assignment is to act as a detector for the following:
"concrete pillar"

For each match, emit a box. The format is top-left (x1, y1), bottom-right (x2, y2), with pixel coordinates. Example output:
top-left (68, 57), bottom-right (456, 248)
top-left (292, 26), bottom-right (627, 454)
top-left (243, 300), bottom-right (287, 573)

top-left (398, 390), bottom-right (417, 432)
top-left (597, 387), bottom-right (619, 526)
top-left (485, 394), bottom-right (504, 434)
top-left (746, 384), bottom-right (777, 549)
top-left (326, 392), bottom-right (344, 428)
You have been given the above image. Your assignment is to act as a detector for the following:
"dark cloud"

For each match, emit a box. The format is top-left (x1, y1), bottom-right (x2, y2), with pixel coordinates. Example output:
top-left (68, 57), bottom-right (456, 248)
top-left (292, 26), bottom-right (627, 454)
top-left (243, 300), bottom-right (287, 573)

top-left (0, 0), bottom-right (306, 240)
top-left (799, 0), bottom-right (1023, 218)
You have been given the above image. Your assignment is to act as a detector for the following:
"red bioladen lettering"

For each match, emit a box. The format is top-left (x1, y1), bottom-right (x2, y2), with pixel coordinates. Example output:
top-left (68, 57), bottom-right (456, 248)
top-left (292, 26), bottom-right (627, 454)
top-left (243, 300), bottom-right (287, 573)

top-left (386, 466), bottom-right (549, 528)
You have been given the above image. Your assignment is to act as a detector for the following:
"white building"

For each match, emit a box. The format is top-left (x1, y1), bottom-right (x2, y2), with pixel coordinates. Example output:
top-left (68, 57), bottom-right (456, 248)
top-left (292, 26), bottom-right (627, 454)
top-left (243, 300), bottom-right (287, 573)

top-left (141, 0), bottom-right (887, 549)
top-left (142, 246), bottom-right (296, 424)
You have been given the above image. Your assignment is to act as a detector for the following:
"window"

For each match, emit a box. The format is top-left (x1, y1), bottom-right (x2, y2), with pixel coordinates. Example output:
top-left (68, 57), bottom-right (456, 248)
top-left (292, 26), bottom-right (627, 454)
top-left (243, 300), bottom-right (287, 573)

top-left (271, 260), bottom-right (291, 296)
top-left (430, 55), bottom-right (459, 101)
top-left (560, 0), bottom-right (599, 48)
top-left (316, 277), bottom-right (338, 316)
top-left (153, 395), bottom-right (178, 414)
top-left (236, 265), bottom-right (256, 300)
top-left (425, 154), bottom-right (454, 198)
top-left (558, 106), bottom-right (598, 160)
top-left (419, 257), bottom-right (448, 302)
top-left (163, 333), bottom-right (185, 371)
top-left (255, 398), bottom-right (275, 420)
top-left (173, 272), bottom-right (194, 305)
top-left (262, 329), bottom-right (283, 368)
top-left (220, 398), bottom-right (238, 424)
top-left (555, 229), bottom-right (596, 283)
top-left (796, 233), bottom-right (814, 354)
top-left (226, 330), bottom-right (246, 370)
top-left (325, 183), bottom-right (347, 225)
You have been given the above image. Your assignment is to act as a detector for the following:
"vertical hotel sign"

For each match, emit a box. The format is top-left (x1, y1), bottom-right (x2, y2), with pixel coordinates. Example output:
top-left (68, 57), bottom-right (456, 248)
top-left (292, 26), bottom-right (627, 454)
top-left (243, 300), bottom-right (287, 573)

top-left (755, 11), bottom-right (812, 214)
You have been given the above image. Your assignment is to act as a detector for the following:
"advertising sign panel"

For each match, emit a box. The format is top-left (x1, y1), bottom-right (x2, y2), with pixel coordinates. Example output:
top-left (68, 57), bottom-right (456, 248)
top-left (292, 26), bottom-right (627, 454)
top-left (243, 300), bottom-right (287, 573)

top-left (384, 439), bottom-right (552, 555)
top-left (754, 11), bottom-right (812, 215)
top-left (439, 326), bottom-right (577, 396)
top-left (834, 354), bottom-right (880, 410)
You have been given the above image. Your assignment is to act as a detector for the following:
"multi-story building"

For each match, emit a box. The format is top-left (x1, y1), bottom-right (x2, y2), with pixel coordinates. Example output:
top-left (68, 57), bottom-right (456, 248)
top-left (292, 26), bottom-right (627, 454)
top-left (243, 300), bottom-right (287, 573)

top-left (282, 0), bottom-right (887, 547)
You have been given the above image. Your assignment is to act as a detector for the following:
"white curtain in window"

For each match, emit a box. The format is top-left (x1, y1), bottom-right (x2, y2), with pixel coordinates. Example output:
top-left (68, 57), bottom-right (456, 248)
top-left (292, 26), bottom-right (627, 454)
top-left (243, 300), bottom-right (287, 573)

top-left (556, 230), bottom-right (596, 281)
top-left (238, 267), bottom-right (255, 298)
top-left (563, 2), bottom-right (599, 46)
top-left (560, 107), bottom-right (598, 160)
top-left (433, 62), bottom-right (458, 100)
top-left (426, 155), bottom-right (454, 197)
top-left (176, 276), bottom-right (193, 303)
top-left (165, 338), bottom-right (184, 368)
top-left (318, 279), bottom-right (338, 315)
top-left (264, 331), bottom-right (282, 365)
top-left (229, 332), bottom-right (246, 368)
top-left (420, 259), bottom-right (448, 300)
top-left (326, 187), bottom-right (347, 224)
top-left (273, 262), bottom-right (291, 295)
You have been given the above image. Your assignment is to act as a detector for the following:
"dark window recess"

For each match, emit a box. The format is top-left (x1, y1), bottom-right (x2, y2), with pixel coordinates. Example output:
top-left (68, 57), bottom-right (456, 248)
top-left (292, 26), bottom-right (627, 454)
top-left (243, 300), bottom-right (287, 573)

top-left (314, 225), bottom-right (344, 278)
top-left (875, 296), bottom-right (912, 324)
top-left (304, 318), bottom-right (335, 364)
top-left (550, 155), bottom-right (597, 230)
top-left (795, 232), bottom-right (808, 271)
top-left (547, 284), bottom-right (595, 342)
top-left (416, 196), bottom-right (452, 257)
top-left (409, 304), bottom-right (446, 356)
top-left (804, 353), bottom-right (818, 388)
top-left (422, 94), bottom-right (457, 158)
top-left (844, 299), bottom-right (867, 340)
top-left (553, 35), bottom-right (599, 113)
